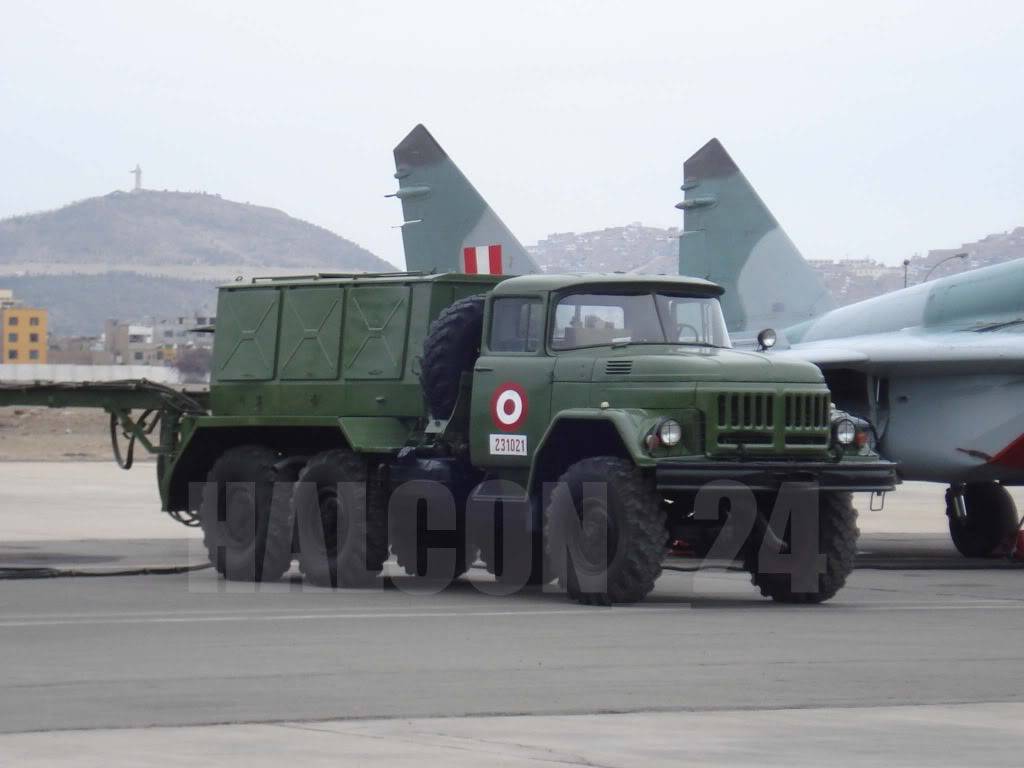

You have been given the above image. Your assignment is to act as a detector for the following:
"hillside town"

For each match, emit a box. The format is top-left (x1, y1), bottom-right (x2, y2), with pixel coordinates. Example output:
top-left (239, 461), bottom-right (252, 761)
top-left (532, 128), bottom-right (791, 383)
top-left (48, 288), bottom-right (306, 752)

top-left (529, 222), bottom-right (1024, 308)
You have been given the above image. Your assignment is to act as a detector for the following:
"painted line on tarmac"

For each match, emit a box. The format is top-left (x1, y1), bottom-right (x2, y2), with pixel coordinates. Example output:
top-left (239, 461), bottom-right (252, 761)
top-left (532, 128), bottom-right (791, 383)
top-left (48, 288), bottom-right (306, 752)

top-left (844, 603), bottom-right (1024, 611)
top-left (1, 600), bottom-right (1023, 628)
top-left (0, 606), bottom-right (683, 628)
top-left (0, 604), bottom-right (484, 622)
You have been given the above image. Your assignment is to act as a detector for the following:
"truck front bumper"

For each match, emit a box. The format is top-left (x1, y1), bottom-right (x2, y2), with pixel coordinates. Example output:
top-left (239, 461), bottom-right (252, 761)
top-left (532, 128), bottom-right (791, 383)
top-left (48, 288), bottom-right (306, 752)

top-left (655, 459), bottom-right (898, 493)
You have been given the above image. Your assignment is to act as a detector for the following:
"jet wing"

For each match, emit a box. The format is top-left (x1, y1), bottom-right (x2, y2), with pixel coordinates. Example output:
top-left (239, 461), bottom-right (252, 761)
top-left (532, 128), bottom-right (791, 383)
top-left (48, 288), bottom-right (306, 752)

top-left (772, 328), bottom-right (1024, 374)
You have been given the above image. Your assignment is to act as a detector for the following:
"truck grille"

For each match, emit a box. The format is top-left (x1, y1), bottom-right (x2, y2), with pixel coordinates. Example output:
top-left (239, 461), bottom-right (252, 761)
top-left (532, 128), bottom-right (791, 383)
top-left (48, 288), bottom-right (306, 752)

top-left (711, 390), bottom-right (830, 452)
top-left (717, 393), bottom-right (775, 429)
top-left (783, 393), bottom-right (830, 429)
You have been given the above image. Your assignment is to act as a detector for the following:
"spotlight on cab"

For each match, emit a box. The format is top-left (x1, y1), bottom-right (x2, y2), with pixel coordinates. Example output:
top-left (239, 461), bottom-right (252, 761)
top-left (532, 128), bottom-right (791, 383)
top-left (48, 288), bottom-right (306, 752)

top-left (756, 328), bottom-right (777, 351)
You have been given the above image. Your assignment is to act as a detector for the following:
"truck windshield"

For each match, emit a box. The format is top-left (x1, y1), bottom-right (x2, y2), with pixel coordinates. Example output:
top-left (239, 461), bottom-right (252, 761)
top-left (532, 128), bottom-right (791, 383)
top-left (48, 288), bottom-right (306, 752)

top-left (550, 291), bottom-right (731, 350)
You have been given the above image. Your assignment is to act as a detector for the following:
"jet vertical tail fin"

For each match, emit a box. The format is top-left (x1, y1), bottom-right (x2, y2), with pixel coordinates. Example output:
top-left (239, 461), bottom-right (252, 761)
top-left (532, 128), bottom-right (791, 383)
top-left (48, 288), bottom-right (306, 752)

top-left (390, 124), bottom-right (539, 275)
top-left (678, 139), bottom-right (835, 332)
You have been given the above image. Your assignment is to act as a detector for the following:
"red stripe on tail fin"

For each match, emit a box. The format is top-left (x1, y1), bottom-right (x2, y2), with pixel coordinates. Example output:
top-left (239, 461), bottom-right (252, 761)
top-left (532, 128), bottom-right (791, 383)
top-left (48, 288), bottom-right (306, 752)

top-left (488, 244), bottom-right (503, 275)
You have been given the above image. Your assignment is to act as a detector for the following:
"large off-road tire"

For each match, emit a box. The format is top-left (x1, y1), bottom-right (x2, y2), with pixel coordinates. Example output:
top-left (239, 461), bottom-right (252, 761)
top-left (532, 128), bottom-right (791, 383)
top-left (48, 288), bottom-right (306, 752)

top-left (745, 490), bottom-right (858, 604)
top-left (419, 294), bottom-right (485, 419)
top-left (545, 457), bottom-right (667, 605)
top-left (199, 444), bottom-right (295, 582)
top-left (293, 449), bottom-right (388, 588)
top-left (946, 482), bottom-right (1019, 558)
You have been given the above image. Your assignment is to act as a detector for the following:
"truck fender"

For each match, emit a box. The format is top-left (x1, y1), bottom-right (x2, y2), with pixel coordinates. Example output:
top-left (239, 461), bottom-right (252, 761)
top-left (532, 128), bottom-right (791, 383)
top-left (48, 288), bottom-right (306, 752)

top-left (527, 408), bottom-right (655, 495)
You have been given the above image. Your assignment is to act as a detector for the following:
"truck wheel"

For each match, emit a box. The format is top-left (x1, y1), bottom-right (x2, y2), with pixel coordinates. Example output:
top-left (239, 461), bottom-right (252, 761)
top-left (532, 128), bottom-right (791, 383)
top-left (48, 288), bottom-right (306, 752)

top-left (545, 457), bottom-right (666, 605)
top-left (745, 490), bottom-right (858, 604)
top-left (199, 445), bottom-right (295, 582)
top-left (293, 450), bottom-right (388, 588)
top-left (946, 482), bottom-right (1019, 557)
top-left (419, 294), bottom-right (485, 418)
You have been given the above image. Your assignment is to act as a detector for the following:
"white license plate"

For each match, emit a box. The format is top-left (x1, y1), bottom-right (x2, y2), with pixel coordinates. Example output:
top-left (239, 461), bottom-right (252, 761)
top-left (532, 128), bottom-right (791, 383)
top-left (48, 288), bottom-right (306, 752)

top-left (489, 434), bottom-right (528, 456)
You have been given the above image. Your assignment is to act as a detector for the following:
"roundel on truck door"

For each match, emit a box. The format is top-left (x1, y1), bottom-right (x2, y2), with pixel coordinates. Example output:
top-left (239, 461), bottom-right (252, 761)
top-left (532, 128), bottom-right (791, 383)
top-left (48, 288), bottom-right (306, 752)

top-left (491, 383), bottom-right (528, 431)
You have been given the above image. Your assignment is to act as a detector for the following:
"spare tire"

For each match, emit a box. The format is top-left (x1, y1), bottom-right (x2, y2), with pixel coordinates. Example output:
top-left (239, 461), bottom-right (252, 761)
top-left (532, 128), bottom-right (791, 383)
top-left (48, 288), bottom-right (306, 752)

top-left (420, 294), bottom-right (485, 418)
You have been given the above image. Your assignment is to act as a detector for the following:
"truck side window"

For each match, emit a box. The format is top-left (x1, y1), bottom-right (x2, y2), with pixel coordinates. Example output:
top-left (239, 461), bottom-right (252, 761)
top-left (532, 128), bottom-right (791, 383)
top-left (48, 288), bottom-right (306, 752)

top-left (490, 297), bottom-right (543, 353)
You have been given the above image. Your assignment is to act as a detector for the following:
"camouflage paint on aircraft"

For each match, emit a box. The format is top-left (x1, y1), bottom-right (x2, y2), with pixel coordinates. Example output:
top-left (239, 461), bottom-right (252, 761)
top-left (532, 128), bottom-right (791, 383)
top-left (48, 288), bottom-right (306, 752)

top-left (677, 137), bottom-right (1024, 488)
top-left (678, 139), bottom-right (835, 332)
top-left (390, 124), bottom-right (539, 275)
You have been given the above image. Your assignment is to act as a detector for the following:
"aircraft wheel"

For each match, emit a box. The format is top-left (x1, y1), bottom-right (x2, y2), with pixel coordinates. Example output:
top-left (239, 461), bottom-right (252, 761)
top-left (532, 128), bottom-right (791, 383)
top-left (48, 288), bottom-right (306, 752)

top-left (946, 482), bottom-right (1019, 558)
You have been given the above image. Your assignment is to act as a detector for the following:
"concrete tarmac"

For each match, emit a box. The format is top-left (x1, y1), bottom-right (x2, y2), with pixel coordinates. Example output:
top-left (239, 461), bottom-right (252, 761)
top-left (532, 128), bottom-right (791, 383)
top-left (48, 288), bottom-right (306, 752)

top-left (1, 463), bottom-right (1023, 765)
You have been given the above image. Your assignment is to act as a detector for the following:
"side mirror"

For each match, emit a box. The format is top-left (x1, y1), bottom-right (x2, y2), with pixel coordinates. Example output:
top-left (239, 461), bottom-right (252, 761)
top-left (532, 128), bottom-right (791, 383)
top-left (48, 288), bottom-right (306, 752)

top-left (756, 328), bottom-right (777, 351)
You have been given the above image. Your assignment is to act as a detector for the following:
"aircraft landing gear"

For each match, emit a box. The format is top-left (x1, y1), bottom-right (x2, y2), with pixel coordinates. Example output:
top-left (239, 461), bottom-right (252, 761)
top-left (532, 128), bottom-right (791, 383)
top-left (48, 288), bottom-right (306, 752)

top-left (945, 482), bottom-right (1020, 558)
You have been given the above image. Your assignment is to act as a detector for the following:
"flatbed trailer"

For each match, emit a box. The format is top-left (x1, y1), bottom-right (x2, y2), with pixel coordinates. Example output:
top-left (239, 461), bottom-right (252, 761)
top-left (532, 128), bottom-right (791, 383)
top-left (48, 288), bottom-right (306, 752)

top-left (0, 380), bottom-right (209, 522)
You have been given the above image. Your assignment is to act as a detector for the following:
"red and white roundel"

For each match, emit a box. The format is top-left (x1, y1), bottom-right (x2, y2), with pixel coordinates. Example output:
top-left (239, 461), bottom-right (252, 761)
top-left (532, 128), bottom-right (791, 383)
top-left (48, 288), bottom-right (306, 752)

top-left (491, 383), bottom-right (528, 431)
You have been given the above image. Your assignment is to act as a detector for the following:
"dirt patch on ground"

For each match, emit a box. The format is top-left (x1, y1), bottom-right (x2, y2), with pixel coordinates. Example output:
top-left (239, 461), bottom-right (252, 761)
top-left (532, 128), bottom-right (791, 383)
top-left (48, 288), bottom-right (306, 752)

top-left (0, 406), bottom-right (135, 461)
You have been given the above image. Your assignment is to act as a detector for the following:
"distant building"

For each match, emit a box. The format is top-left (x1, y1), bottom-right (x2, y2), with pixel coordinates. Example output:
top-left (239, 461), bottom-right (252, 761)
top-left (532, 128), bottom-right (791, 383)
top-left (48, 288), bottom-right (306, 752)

top-left (0, 290), bottom-right (48, 364)
top-left (153, 313), bottom-right (215, 349)
top-left (48, 335), bottom-right (115, 366)
top-left (104, 310), bottom-right (214, 366)
top-left (104, 320), bottom-right (166, 365)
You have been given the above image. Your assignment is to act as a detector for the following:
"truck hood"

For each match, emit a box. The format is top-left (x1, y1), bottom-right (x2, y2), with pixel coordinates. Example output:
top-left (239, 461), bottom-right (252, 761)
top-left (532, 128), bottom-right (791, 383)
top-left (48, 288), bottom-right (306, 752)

top-left (554, 345), bottom-right (824, 384)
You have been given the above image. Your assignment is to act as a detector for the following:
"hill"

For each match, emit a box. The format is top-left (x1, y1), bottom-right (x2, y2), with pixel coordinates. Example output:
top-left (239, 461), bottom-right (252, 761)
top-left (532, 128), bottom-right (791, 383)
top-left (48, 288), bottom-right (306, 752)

top-left (0, 189), bottom-right (394, 276)
top-left (0, 188), bottom-right (396, 336)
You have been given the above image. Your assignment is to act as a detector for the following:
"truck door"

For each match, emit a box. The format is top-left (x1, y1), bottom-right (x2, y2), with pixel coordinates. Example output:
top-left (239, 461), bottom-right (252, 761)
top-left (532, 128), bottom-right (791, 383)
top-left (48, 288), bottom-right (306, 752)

top-left (469, 295), bottom-right (553, 472)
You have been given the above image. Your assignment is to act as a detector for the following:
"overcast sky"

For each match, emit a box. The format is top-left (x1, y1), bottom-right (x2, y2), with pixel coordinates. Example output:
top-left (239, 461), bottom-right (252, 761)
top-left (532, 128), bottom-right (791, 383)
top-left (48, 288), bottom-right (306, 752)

top-left (2, 0), bottom-right (1022, 268)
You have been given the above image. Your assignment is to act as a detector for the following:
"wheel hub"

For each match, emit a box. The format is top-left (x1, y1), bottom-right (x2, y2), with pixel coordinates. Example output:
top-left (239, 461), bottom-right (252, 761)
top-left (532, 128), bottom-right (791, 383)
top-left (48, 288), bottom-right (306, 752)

top-left (224, 486), bottom-right (257, 544)
top-left (578, 499), bottom-right (611, 568)
top-left (318, 490), bottom-right (349, 556)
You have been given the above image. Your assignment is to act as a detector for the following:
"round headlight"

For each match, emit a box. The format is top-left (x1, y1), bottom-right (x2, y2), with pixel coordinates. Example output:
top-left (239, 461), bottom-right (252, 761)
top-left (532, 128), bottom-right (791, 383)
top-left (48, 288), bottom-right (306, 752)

top-left (834, 418), bottom-right (857, 446)
top-left (659, 419), bottom-right (683, 447)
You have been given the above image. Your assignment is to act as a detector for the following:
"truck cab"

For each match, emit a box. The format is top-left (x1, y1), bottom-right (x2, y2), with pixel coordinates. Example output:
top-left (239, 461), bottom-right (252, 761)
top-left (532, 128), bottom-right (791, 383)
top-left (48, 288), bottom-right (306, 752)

top-left (459, 274), bottom-right (885, 482)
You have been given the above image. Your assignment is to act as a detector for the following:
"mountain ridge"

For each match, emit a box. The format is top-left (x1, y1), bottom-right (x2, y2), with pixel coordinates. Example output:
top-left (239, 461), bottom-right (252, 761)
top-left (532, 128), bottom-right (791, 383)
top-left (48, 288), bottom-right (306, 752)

top-left (0, 189), bottom-right (394, 274)
top-left (0, 188), bottom-right (395, 336)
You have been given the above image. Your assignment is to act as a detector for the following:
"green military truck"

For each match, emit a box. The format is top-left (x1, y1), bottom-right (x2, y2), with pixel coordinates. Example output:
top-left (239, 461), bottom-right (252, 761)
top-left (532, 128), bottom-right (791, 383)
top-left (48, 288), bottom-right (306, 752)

top-left (0, 270), bottom-right (896, 604)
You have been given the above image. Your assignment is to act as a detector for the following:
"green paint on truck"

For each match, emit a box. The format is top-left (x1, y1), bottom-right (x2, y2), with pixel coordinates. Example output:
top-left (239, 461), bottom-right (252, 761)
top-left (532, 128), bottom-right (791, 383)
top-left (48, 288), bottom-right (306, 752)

top-left (0, 270), bottom-right (895, 605)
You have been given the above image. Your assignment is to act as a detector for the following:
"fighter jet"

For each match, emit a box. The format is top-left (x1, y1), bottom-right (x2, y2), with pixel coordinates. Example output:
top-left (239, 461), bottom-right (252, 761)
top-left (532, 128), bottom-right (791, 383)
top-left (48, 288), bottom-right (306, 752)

top-left (389, 124), bottom-right (540, 275)
top-left (679, 138), bottom-right (1024, 557)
